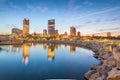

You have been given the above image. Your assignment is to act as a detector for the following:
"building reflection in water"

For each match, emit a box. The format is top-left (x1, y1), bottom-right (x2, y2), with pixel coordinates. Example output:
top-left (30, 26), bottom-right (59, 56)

top-left (12, 45), bottom-right (22, 53)
top-left (43, 43), bottom-right (47, 49)
top-left (23, 43), bottom-right (30, 65)
top-left (70, 46), bottom-right (76, 54)
top-left (47, 44), bottom-right (56, 61)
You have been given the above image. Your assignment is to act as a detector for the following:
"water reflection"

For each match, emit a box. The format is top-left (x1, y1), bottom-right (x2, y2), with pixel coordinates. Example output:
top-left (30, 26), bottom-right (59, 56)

top-left (48, 44), bottom-right (56, 61)
top-left (0, 43), bottom-right (77, 63)
top-left (70, 46), bottom-right (76, 53)
top-left (0, 43), bottom-right (99, 80)
top-left (12, 45), bottom-right (22, 53)
top-left (43, 43), bottom-right (47, 49)
top-left (23, 43), bottom-right (31, 64)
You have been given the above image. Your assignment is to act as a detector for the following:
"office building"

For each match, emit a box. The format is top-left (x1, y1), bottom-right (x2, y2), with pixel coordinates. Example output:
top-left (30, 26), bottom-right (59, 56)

top-left (55, 29), bottom-right (59, 36)
top-left (43, 29), bottom-right (47, 35)
top-left (77, 31), bottom-right (81, 37)
top-left (48, 19), bottom-right (55, 37)
top-left (12, 28), bottom-right (21, 36)
top-left (23, 18), bottom-right (29, 35)
top-left (70, 26), bottom-right (76, 36)
top-left (107, 32), bottom-right (111, 37)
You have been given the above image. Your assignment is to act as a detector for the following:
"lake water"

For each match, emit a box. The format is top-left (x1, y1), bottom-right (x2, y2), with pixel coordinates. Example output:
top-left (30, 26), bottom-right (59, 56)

top-left (0, 43), bottom-right (99, 80)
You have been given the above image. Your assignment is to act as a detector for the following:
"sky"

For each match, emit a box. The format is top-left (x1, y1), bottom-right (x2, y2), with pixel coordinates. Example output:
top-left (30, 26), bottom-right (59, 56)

top-left (0, 0), bottom-right (120, 35)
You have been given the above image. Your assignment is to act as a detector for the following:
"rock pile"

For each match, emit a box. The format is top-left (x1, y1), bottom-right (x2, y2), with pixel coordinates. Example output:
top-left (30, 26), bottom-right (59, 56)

top-left (84, 42), bottom-right (120, 80)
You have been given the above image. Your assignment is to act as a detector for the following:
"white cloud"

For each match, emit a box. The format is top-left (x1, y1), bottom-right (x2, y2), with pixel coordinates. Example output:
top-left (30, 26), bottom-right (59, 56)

top-left (37, 6), bottom-right (48, 13)
top-left (8, 2), bottom-right (21, 11)
top-left (83, 1), bottom-right (93, 6)
top-left (68, 6), bottom-right (120, 22)
top-left (26, 3), bottom-right (48, 13)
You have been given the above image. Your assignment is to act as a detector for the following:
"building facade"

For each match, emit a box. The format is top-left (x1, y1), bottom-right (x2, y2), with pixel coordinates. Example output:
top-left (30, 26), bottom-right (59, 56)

top-left (48, 19), bottom-right (55, 37)
top-left (70, 26), bottom-right (76, 36)
top-left (23, 18), bottom-right (29, 35)
top-left (12, 28), bottom-right (21, 36)
top-left (43, 29), bottom-right (47, 35)
top-left (55, 29), bottom-right (59, 36)
top-left (77, 31), bottom-right (81, 37)
top-left (107, 32), bottom-right (111, 37)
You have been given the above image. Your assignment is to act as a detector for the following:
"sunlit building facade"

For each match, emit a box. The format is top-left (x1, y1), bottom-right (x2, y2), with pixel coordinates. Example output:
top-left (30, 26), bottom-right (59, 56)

top-left (43, 29), bottom-right (47, 35)
top-left (77, 31), bottom-right (81, 37)
top-left (107, 32), bottom-right (111, 37)
top-left (12, 28), bottom-right (21, 36)
top-left (23, 18), bottom-right (29, 35)
top-left (48, 19), bottom-right (55, 37)
top-left (70, 26), bottom-right (76, 37)
top-left (55, 29), bottom-right (59, 36)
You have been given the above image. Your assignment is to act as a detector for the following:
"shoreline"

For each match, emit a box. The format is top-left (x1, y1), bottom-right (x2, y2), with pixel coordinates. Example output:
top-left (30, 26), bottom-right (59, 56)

top-left (0, 40), bottom-right (120, 80)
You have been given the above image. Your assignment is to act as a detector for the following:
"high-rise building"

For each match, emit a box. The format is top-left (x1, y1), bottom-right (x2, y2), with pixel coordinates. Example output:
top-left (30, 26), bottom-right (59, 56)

top-left (43, 29), bottom-right (47, 35)
top-left (77, 31), bottom-right (81, 37)
top-left (12, 28), bottom-right (22, 36)
top-left (48, 19), bottom-right (55, 37)
top-left (64, 32), bottom-right (68, 36)
top-left (107, 32), bottom-right (111, 37)
top-left (70, 26), bottom-right (76, 36)
top-left (12, 28), bottom-right (20, 35)
top-left (23, 18), bottom-right (29, 35)
top-left (55, 29), bottom-right (59, 36)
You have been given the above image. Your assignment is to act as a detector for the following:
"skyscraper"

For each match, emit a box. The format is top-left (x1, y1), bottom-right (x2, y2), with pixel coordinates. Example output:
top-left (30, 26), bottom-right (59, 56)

top-left (48, 19), bottom-right (55, 37)
top-left (55, 29), bottom-right (59, 36)
top-left (12, 28), bottom-right (21, 36)
top-left (70, 26), bottom-right (76, 36)
top-left (107, 32), bottom-right (111, 37)
top-left (77, 31), bottom-right (81, 37)
top-left (43, 29), bottom-right (47, 35)
top-left (23, 18), bottom-right (29, 35)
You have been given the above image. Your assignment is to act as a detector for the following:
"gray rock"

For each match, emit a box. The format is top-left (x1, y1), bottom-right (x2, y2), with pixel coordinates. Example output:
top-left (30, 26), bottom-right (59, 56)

top-left (84, 70), bottom-right (96, 80)
top-left (107, 68), bottom-right (120, 80)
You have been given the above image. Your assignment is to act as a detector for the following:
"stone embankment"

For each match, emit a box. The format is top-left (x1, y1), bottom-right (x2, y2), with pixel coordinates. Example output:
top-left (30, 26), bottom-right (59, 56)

top-left (84, 41), bottom-right (120, 80)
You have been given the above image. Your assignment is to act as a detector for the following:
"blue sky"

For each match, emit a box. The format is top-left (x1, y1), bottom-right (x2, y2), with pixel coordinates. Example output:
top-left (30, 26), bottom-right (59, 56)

top-left (0, 0), bottom-right (120, 35)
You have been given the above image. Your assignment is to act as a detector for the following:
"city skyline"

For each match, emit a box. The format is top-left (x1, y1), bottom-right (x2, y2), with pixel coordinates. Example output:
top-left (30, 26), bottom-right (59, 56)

top-left (0, 0), bottom-right (120, 35)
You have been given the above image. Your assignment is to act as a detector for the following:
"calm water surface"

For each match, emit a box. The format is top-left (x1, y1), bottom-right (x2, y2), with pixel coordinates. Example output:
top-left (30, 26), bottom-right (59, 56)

top-left (0, 43), bottom-right (99, 80)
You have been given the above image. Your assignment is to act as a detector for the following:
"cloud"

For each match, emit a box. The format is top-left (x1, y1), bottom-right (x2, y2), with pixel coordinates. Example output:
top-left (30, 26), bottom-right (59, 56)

top-left (85, 21), bottom-right (92, 24)
top-left (26, 3), bottom-right (36, 12)
top-left (65, 0), bottom-right (77, 12)
top-left (95, 19), bottom-right (101, 22)
top-left (8, 2), bottom-right (21, 11)
top-left (98, 27), bottom-right (120, 32)
top-left (83, 1), bottom-right (93, 6)
top-left (26, 3), bottom-right (48, 13)
top-left (37, 6), bottom-right (48, 13)
top-left (68, 6), bottom-right (120, 22)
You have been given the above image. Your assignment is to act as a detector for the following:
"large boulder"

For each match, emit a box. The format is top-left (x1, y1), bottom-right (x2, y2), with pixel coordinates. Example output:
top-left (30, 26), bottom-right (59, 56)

top-left (106, 57), bottom-right (116, 67)
top-left (113, 47), bottom-right (120, 69)
top-left (101, 52), bottom-right (111, 60)
top-left (89, 72), bottom-right (100, 80)
top-left (107, 68), bottom-right (120, 80)
top-left (84, 70), bottom-right (96, 80)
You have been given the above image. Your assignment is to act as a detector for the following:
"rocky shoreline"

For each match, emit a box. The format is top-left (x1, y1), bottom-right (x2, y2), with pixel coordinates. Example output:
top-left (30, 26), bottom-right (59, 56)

top-left (0, 40), bottom-right (120, 80)
top-left (84, 41), bottom-right (120, 80)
